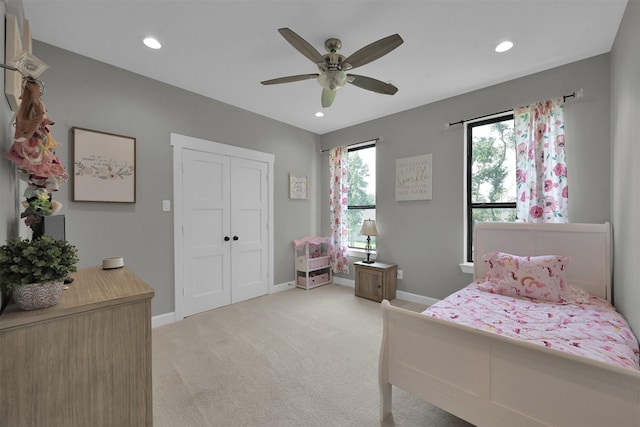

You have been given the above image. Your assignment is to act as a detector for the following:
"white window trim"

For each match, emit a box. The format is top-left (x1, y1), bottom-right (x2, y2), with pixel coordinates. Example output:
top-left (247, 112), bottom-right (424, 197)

top-left (462, 118), bottom-right (471, 273)
top-left (348, 247), bottom-right (377, 261)
top-left (459, 262), bottom-right (474, 275)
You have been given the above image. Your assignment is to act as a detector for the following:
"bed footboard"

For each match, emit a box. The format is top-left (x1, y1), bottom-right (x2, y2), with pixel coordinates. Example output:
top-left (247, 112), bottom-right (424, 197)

top-left (379, 300), bottom-right (640, 426)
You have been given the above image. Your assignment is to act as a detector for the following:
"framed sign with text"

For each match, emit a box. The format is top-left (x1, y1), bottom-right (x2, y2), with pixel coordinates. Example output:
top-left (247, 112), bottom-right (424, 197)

top-left (395, 153), bottom-right (432, 201)
top-left (72, 127), bottom-right (136, 203)
top-left (289, 172), bottom-right (308, 200)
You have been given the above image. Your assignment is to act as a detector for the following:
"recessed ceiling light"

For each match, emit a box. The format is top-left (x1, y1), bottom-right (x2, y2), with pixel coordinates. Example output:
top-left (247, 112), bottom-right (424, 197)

top-left (143, 37), bottom-right (162, 50)
top-left (315, 112), bottom-right (324, 118)
top-left (495, 40), bottom-right (514, 53)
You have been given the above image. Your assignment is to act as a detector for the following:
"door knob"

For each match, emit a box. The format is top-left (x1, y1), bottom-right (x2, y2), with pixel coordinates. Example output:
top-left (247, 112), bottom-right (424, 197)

top-left (224, 236), bottom-right (230, 241)
top-left (233, 236), bottom-right (239, 241)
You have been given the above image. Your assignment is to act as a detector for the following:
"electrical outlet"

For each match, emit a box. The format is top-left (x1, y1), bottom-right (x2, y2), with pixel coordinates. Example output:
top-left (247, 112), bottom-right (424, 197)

top-left (397, 269), bottom-right (403, 280)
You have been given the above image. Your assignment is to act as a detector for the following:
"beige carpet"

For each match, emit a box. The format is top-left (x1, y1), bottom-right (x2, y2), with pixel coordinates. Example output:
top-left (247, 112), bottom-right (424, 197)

top-left (153, 284), bottom-right (473, 427)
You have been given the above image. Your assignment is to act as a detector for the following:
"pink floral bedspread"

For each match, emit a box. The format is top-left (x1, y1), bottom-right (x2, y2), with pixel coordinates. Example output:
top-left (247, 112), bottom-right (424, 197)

top-left (423, 282), bottom-right (640, 370)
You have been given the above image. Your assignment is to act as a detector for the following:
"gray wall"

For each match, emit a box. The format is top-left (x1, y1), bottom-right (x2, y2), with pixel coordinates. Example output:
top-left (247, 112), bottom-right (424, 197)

top-left (321, 54), bottom-right (611, 301)
top-left (25, 41), bottom-right (321, 316)
top-left (2, 2), bottom-right (636, 329)
top-left (611, 0), bottom-right (640, 334)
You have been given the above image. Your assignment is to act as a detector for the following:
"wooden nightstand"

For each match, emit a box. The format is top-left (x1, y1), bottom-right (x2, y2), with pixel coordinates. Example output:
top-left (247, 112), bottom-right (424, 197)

top-left (354, 261), bottom-right (397, 302)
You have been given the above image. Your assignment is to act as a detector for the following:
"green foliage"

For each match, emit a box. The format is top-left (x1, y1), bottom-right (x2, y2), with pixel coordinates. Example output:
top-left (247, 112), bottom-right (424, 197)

top-left (472, 121), bottom-right (516, 223)
top-left (347, 150), bottom-right (376, 247)
top-left (348, 153), bottom-right (372, 206)
top-left (0, 235), bottom-right (79, 293)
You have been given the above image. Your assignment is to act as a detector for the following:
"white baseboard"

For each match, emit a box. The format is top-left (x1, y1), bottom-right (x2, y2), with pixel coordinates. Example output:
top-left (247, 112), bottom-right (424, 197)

top-left (154, 281), bottom-right (296, 328)
top-left (271, 281), bottom-right (296, 293)
top-left (153, 279), bottom-right (440, 328)
top-left (396, 290), bottom-right (440, 306)
top-left (331, 277), bottom-right (354, 288)
top-left (331, 277), bottom-right (439, 305)
top-left (152, 312), bottom-right (176, 328)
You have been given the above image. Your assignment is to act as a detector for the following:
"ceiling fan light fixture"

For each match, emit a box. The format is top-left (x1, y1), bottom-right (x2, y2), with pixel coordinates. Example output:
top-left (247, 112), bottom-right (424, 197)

top-left (263, 28), bottom-right (404, 107)
top-left (143, 36), bottom-right (162, 50)
top-left (318, 70), bottom-right (348, 91)
top-left (314, 112), bottom-right (324, 117)
top-left (495, 40), bottom-right (514, 53)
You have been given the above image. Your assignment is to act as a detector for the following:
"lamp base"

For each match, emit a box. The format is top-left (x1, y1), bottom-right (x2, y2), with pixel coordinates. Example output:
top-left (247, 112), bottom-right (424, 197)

top-left (363, 236), bottom-right (375, 264)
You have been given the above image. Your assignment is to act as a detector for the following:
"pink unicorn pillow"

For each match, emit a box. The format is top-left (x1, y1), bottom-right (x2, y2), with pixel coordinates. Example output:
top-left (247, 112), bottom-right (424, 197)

top-left (478, 252), bottom-right (575, 303)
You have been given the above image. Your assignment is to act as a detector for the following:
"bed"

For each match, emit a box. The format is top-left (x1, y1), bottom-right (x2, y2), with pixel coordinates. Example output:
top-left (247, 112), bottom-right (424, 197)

top-left (379, 222), bottom-right (640, 426)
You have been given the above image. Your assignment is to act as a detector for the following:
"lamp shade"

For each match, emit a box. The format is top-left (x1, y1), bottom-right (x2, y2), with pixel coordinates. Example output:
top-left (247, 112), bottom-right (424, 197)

top-left (360, 219), bottom-right (378, 236)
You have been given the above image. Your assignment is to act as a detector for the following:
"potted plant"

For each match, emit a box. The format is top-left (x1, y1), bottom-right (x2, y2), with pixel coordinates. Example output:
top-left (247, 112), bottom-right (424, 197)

top-left (0, 235), bottom-right (79, 310)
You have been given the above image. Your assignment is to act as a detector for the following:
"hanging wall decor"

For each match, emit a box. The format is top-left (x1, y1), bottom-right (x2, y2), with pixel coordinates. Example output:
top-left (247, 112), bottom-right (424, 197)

top-left (289, 172), bottom-right (308, 199)
top-left (395, 153), bottom-right (433, 201)
top-left (72, 127), bottom-right (136, 203)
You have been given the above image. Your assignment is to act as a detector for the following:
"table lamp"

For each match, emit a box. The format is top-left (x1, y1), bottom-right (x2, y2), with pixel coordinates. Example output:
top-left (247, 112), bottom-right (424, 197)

top-left (360, 219), bottom-right (378, 264)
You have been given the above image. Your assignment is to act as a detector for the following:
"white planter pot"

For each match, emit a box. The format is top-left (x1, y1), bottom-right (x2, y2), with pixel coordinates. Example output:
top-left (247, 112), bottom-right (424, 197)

top-left (11, 281), bottom-right (65, 311)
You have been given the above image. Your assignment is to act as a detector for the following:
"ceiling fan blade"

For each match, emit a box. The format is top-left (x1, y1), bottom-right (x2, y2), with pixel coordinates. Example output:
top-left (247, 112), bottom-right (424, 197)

top-left (321, 88), bottom-right (336, 108)
top-left (278, 28), bottom-right (325, 65)
top-left (261, 74), bottom-right (319, 85)
top-left (347, 74), bottom-right (398, 95)
top-left (341, 34), bottom-right (404, 70)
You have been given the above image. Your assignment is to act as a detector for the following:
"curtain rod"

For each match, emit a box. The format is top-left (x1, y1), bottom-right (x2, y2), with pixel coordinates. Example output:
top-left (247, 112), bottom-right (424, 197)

top-left (446, 89), bottom-right (584, 128)
top-left (320, 137), bottom-right (380, 154)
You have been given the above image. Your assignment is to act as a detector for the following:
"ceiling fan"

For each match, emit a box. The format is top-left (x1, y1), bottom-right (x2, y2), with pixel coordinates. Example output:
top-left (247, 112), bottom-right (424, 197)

top-left (261, 28), bottom-right (404, 108)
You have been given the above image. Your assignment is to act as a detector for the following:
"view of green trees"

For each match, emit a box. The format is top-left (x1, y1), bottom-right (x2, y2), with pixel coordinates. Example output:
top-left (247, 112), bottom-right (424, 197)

top-left (471, 120), bottom-right (517, 223)
top-left (347, 149), bottom-right (376, 249)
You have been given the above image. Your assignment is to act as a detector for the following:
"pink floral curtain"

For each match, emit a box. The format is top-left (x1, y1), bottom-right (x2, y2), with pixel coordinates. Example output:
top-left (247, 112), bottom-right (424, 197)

top-left (329, 146), bottom-right (349, 274)
top-left (515, 98), bottom-right (568, 223)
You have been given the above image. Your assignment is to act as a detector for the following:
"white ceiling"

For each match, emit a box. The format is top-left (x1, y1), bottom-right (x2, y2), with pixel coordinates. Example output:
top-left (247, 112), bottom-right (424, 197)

top-left (22, 0), bottom-right (627, 135)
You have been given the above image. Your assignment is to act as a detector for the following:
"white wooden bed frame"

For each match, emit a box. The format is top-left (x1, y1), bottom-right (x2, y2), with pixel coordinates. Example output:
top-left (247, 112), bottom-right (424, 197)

top-left (379, 222), bottom-right (640, 426)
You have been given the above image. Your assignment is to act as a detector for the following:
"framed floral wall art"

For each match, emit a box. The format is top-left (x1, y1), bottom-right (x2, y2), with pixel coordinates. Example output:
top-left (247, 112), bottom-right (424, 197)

top-left (72, 127), bottom-right (136, 203)
top-left (289, 173), bottom-right (308, 199)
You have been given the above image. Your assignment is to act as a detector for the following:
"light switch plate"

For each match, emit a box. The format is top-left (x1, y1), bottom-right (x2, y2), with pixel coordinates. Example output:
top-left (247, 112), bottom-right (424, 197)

top-left (162, 200), bottom-right (171, 211)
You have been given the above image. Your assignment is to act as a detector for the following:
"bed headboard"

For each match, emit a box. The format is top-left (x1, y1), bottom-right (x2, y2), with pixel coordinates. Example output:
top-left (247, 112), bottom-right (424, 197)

top-left (473, 222), bottom-right (611, 302)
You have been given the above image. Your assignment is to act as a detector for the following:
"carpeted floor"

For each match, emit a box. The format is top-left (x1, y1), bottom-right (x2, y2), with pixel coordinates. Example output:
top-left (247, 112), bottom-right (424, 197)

top-left (152, 284), bottom-right (474, 427)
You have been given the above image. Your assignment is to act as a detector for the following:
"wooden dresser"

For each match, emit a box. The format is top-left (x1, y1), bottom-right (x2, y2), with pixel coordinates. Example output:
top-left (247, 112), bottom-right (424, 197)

top-left (0, 266), bottom-right (154, 427)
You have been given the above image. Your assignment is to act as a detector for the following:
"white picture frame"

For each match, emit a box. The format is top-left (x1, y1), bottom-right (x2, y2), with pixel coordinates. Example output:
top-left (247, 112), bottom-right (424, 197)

top-left (72, 127), bottom-right (136, 203)
top-left (395, 153), bottom-right (432, 201)
top-left (4, 13), bottom-right (23, 112)
top-left (289, 173), bottom-right (308, 199)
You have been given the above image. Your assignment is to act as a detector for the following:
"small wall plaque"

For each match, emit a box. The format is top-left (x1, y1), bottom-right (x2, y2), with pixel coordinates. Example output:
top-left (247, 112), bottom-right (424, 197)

top-left (289, 173), bottom-right (308, 200)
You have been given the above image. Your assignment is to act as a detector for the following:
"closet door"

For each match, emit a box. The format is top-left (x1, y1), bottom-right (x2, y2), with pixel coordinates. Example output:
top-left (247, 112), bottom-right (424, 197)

top-left (230, 157), bottom-right (269, 303)
top-left (182, 149), bottom-right (231, 316)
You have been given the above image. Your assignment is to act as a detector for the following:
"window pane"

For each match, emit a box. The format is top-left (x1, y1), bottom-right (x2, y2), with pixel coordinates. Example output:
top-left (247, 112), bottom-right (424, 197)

top-left (348, 144), bottom-right (376, 250)
top-left (348, 146), bottom-right (376, 206)
top-left (470, 119), bottom-right (516, 204)
top-left (348, 208), bottom-right (376, 250)
top-left (471, 207), bottom-right (517, 225)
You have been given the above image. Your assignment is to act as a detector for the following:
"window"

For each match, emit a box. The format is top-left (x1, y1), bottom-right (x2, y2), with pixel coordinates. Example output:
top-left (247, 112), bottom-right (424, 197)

top-left (466, 114), bottom-right (516, 262)
top-left (347, 142), bottom-right (376, 251)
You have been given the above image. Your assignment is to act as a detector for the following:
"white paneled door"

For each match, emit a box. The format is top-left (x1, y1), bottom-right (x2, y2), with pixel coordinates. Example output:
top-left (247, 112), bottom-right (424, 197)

top-left (181, 148), bottom-right (269, 317)
top-left (230, 157), bottom-right (269, 304)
